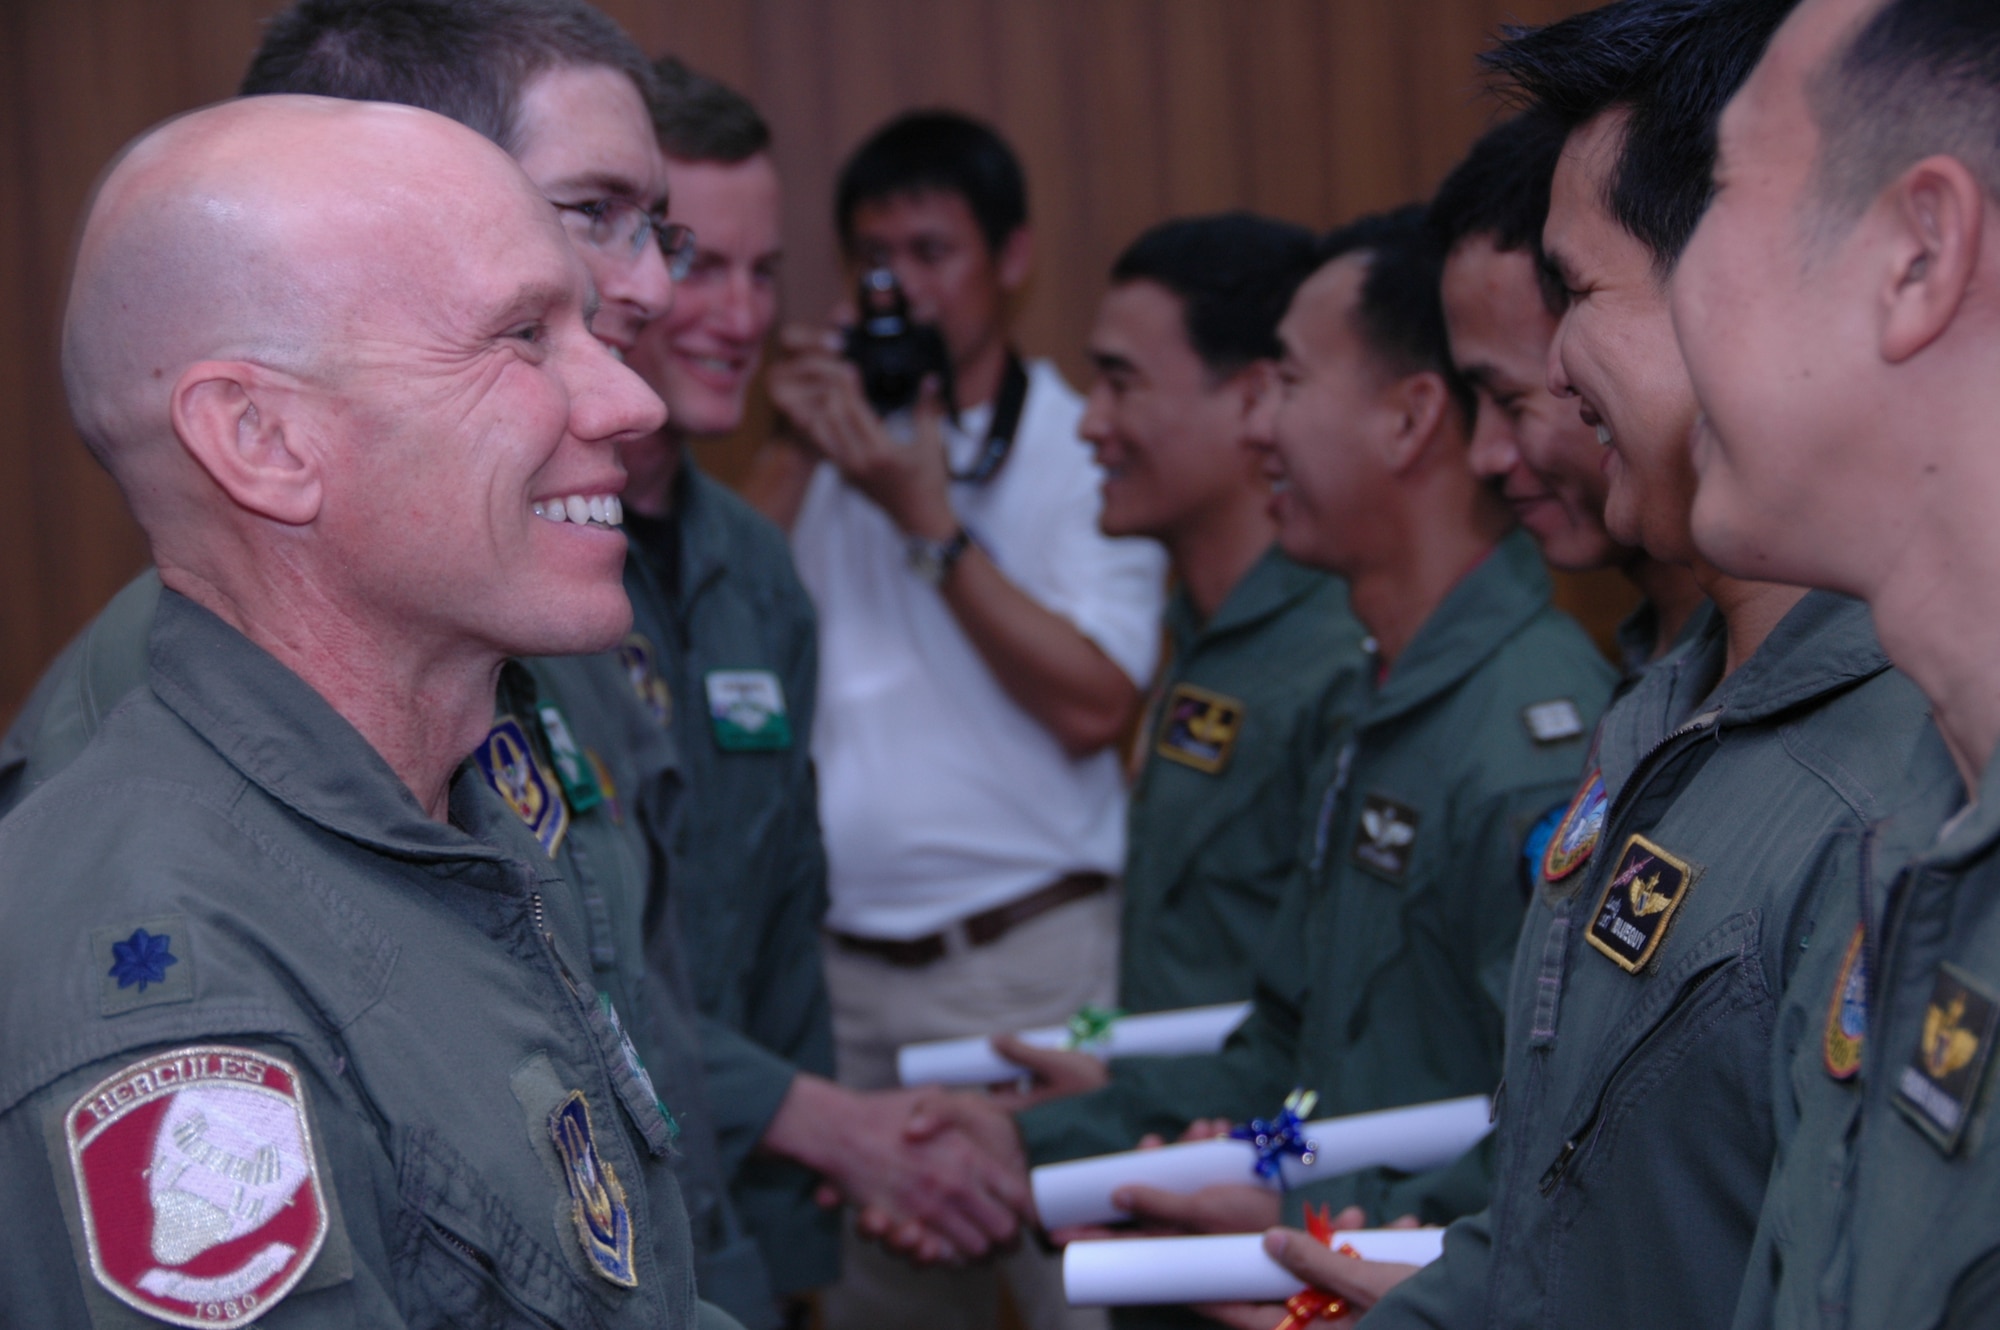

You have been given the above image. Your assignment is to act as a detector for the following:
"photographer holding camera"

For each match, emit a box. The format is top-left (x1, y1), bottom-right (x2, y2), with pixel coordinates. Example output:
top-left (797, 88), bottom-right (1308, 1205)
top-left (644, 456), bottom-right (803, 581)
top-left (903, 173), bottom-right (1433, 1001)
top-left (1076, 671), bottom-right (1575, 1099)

top-left (756, 110), bottom-right (1167, 1330)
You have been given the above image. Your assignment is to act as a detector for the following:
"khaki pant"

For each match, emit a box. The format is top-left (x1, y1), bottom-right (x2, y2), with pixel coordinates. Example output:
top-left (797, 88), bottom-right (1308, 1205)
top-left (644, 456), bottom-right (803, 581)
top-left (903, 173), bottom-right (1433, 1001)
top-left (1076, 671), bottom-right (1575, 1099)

top-left (820, 889), bottom-right (1118, 1330)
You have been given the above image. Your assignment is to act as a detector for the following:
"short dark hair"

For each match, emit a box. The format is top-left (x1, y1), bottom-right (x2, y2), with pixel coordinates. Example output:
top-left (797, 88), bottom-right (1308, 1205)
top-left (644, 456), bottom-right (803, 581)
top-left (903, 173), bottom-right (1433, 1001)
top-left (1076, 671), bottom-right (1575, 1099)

top-left (1314, 205), bottom-right (1473, 423)
top-left (1109, 213), bottom-right (1316, 378)
top-left (1483, 0), bottom-right (1801, 276)
top-left (1430, 112), bottom-right (1568, 258)
top-left (835, 110), bottom-right (1027, 256)
top-left (651, 55), bottom-right (770, 163)
top-left (241, 0), bottom-right (654, 158)
top-left (1810, 0), bottom-right (2000, 223)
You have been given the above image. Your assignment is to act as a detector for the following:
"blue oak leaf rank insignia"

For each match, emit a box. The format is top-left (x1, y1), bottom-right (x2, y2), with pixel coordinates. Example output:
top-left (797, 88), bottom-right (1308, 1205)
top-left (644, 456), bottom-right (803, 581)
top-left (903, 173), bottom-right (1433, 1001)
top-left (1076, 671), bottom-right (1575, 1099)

top-left (108, 928), bottom-right (177, 991)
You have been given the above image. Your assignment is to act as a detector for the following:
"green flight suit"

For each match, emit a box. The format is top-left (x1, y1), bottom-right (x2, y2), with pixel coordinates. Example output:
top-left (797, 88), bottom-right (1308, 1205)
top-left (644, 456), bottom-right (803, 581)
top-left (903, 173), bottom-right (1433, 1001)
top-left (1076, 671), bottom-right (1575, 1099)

top-left (1019, 531), bottom-right (1613, 1229)
top-left (0, 570), bottom-right (776, 1326)
top-left (1118, 548), bottom-right (1368, 1014)
top-left (620, 459), bottom-right (838, 1294)
top-left (1367, 590), bottom-right (1950, 1330)
top-left (0, 591), bottom-right (704, 1326)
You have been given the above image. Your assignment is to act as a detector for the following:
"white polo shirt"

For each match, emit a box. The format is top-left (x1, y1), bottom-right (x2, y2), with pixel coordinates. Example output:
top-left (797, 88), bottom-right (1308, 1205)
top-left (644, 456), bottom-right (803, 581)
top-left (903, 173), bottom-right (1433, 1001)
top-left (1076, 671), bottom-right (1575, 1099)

top-left (793, 359), bottom-right (1168, 939)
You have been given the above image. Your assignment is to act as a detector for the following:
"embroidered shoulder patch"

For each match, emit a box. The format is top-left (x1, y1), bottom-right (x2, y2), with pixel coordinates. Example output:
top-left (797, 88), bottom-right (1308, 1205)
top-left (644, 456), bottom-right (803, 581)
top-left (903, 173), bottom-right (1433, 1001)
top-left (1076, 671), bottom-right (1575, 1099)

top-left (66, 1047), bottom-right (329, 1328)
top-left (704, 669), bottom-right (793, 752)
top-left (1543, 771), bottom-right (1609, 883)
top-left (1824, 924), bottom-right (1868, 1080)
top-left (616, 633), bottom-right (672, 728)
top-left (549, 1091), bottom-right (637, 1287)
top-left (1156, 683), bottom-right (1246, 775)
top-left (1523, 699), bottom-right (1585, 745)
top-left (1895, 963), bottom-right (2000, 1153)
top-left (1351, 793), bottom-right (1419, 881)
top-left (474, 716), bottom-right (569, 858)
top-left (1585, 833), bottom-right (1699, 973)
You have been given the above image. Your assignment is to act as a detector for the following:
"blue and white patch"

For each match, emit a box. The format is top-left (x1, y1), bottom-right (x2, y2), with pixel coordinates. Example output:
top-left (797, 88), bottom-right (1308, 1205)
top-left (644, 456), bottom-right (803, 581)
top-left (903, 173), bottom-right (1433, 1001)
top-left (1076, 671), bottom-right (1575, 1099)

top-left (474, 716), bottom-right (569, 858)
top-left (548, 1091), bottom-right (637, 1287)
top-left (703, 670), bottom-right (792, 752)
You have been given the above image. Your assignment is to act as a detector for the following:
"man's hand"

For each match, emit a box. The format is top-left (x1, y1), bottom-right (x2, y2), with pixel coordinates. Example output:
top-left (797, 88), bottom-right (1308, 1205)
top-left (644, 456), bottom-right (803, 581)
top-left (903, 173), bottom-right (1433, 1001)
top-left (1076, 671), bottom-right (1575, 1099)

top-left (985, 1036), bottom-right (1111, 1110)
top-left (761, 1076), bottom-right (1028, 1264)
top-left (1194, 1214), bottom-right (1424, 1330)
top-left (767, 324), bottom-right (957, 540)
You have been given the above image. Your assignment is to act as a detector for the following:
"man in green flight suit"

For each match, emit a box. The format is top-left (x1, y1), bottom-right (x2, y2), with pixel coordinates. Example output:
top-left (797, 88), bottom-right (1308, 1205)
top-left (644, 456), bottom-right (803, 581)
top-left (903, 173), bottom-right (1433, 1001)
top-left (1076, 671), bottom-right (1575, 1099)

top-left (1670, 0), bottom-right (2000, 1324)
top-left (1243, 5), bottom-right (1954, 1328)
top-left (0, 92), bottom-right (712, 1328)
top-left (984, 214), bottom-right (1369, 1109)
top-left (897, 208), bottom-right (1615, 1265)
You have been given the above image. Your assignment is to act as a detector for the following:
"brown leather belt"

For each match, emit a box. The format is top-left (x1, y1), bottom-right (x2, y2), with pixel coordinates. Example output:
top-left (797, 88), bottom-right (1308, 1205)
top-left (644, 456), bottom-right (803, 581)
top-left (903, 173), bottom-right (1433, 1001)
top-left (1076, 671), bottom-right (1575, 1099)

top-left (829, 871), bottom-right (1111, 968)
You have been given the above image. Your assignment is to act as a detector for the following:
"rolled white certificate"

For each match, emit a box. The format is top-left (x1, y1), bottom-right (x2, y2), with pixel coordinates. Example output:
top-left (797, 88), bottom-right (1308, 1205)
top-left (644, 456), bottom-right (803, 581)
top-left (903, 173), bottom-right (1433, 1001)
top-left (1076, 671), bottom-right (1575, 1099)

top-left (895, 1001), bottom-right (1254, 1088)
top-left (1062, 1228), bottom-right (1447, 1306)
top-left (1031, 1095), bottom-right (1491, 1230)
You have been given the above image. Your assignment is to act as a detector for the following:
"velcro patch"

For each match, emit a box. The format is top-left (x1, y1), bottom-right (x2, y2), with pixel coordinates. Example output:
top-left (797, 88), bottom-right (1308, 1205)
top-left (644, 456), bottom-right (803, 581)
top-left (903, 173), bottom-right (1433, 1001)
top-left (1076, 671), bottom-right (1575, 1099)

top-left (66, 1047), bottom-right (328, 1327)
top-left (474, 716), bottom-right (569, 858)
top-left (1895, 963), bottom-right (2000, 1154)
top-left (1352, 793), bottom-right (1419, 881)
top-left (704, 669), bottom-right (793, 752)
top-left (1586, 834), bottom-right (1698, 973)
top-left (1523, 699), bottom-right (1585, 745)
top-left (1156, 683), bottom-right (1246, 775)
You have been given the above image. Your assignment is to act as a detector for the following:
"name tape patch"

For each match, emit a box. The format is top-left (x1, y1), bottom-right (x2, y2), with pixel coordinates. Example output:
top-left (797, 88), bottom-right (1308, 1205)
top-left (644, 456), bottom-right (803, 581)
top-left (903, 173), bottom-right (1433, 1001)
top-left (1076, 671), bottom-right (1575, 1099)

top-left (1895, 963), bottom-right (2000, 1154)
top-left (1156, 683), bottom-right (1246, 775)
top-left (1523, 699), bottom-right (1585, 745)
top-left (1586, 834), bottom-right (1698, 973)
top-left (66, 1046), bottom-right (328, 1328)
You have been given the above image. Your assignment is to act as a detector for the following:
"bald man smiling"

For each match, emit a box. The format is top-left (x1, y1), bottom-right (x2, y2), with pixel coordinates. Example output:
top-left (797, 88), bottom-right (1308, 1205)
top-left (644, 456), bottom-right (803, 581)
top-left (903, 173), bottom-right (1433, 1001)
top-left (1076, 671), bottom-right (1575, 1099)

top-left (0, 95), bottom-right (722, 1328)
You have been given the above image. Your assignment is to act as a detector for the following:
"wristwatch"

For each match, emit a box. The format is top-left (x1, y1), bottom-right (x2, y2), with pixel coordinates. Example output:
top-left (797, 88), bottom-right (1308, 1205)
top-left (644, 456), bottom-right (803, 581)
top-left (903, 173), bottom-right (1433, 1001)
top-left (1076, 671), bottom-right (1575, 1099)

top-left (905, 526), bottom-right (973, 587)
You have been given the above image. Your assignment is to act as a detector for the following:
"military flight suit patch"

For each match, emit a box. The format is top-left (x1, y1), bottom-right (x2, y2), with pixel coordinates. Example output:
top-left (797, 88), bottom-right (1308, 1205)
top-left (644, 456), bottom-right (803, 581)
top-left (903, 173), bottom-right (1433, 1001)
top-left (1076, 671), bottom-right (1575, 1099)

top-left (548, 1091), bottom-right (638, 1287)
top-left (96, 916), bottom-right (195, 1016)
top-left (616, 633), bottom-right (672, 728)
top-left (1586, 834), bottom-right (1699, 973)
top-left (1522, 698), bottom-right (1585, 745)
top-left (1352, 794), bottom-right (1419, 881)
top-left (704, 669), bottom-right (793, 752)
top-left (65, 1046), bottom-right (329, 1328)
top-left (1155, 683), bottom-right (1246, 775)
top-left (1542, 771), bottom-right (1609, 883)
top-left (535, 704), bottom-right (603, 813)
top-left (474, 716), bottom-right (569, 858)
top-left (1824, 924), bottom-right (1868, 1080)
top-left (1894, 963), bottom-right (2000, 1154)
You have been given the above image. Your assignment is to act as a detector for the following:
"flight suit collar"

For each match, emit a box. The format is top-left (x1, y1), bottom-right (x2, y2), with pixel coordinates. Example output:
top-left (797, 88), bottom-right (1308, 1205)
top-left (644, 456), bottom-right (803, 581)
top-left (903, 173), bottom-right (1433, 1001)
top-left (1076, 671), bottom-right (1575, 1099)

top-left (146, 589), bottom-right (518, 867)
top-left (1165, 545), bottom-right (1328, 657)
top-left (1360, 528), bottom-right (1550, 730)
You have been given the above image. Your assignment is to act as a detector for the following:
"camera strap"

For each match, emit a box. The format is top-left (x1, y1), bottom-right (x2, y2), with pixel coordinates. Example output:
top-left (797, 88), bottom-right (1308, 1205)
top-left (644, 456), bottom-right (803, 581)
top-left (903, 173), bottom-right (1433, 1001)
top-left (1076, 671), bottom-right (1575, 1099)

top-left (948, 353), bottom-right (1028, 486)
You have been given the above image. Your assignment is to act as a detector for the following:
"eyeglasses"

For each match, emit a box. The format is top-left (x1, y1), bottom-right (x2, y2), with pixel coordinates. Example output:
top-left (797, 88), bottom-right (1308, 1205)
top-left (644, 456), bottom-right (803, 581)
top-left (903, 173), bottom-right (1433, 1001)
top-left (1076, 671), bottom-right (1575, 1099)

top-left (553, 198), bottom-right (698, 281)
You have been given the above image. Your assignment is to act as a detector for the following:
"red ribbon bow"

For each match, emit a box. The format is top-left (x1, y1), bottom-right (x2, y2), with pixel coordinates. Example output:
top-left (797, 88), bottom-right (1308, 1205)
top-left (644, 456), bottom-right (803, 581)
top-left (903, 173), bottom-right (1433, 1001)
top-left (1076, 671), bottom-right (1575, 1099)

top-left (1274, 1205), bottom-right (1361, 1329)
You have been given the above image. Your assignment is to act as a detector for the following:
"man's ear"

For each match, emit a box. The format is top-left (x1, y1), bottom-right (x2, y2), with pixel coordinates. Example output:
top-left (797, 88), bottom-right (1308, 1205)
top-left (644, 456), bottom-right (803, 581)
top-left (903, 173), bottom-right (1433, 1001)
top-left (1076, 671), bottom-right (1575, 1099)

top-left (1879, 155), bottom-right (1987, 364)
top-left (1378, 371), bottom-right (1451, 475)
top-left (1227, 361), bottom-right (1278, 430)
top-left (995, 225), bottom-right (1034, 294)
top-left (170, 363), bottom-right (322, 526)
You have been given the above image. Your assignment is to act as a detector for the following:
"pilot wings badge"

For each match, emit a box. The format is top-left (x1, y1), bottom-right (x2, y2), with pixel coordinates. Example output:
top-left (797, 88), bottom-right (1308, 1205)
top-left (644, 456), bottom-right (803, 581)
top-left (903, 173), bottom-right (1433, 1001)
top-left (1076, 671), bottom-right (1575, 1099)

top-left (1351, 794), bottom-right (1419, 882)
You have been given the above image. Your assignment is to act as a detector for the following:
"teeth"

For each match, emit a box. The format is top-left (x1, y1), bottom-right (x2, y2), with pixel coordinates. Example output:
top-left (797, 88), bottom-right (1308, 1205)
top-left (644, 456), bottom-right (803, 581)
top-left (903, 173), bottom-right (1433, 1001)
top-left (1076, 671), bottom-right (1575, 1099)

top-left (533, 494), bottom-right (624, 528)
top-left (1595, 423), bottom-right (1614, 447)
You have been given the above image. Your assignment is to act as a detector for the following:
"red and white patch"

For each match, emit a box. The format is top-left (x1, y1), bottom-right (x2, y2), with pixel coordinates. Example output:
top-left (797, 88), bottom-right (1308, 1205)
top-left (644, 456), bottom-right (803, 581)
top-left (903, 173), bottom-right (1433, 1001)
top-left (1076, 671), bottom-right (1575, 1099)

top-left (65, 1046), bottom-right (328, 1328)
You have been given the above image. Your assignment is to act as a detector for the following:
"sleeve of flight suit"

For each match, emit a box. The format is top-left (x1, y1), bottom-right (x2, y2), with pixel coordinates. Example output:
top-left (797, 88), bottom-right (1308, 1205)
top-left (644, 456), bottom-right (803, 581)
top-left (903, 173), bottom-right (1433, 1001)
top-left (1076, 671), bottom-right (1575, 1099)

top-left (1277, 780), bottom-right (1563, 1228)
top-left (1360, 1204), bottom-right (1498, 1329)
top-left (0, 1038), bottom-right (405, 1328)
top-left (699, 1014), bottom-right (801, 1179)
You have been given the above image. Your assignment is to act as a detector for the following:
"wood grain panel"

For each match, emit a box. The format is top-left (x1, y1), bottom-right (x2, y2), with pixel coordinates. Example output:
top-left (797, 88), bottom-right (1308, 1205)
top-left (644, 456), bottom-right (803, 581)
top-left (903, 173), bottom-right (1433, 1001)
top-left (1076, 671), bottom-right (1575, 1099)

top-left (2, 0), bottom-right (1618, 723)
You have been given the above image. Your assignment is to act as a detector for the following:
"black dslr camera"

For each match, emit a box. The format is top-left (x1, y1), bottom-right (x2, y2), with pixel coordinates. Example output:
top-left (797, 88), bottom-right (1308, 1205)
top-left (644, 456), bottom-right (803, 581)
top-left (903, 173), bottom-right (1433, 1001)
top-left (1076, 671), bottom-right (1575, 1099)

top-left (843, 266), bottom-right (955, 417)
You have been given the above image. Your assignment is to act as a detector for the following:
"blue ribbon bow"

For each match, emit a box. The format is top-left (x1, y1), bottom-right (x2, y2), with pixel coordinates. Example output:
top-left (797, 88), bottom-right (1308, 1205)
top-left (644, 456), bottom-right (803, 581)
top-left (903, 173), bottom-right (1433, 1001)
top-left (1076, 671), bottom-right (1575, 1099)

top-left (1230, 1088), bottom-right (1320, 1185)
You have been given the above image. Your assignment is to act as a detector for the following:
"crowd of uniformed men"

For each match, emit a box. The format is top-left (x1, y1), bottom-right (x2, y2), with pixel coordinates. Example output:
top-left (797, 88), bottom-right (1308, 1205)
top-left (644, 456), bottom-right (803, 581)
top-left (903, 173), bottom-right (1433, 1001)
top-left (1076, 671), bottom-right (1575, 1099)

top-left (0, 0), bottom-right (1992, 1325)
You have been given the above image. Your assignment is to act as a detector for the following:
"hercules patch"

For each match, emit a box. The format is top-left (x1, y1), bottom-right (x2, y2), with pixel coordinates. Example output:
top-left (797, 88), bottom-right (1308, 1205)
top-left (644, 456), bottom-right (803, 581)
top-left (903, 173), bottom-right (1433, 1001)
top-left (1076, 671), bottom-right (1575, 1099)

top-left (474, 716), bottom-right (569, 858)
top-left (1352, 793), bottom-right (1419, 881)
top-left (1523, 698), bottom-right (1585, 745)
top-left (1542, 771), bottom-right (1609, 883)
top-left (1586, 834), bottom-right (1698, 973)
top-left (549, 1091), bottom-right (637, 1287)
top-left (1824, 925), bottom-right (1868, 1080)
top-left (1156, 683), bottom-right (1246, 775)
top-left (1895, 963), bottom-right (2000, 1153)
top-left (617, 633), bottom-right (672, 727)
top-left (65, 1047), bottom-right (329, 1328)
top-left (704, 669), bottom-right (793, 752)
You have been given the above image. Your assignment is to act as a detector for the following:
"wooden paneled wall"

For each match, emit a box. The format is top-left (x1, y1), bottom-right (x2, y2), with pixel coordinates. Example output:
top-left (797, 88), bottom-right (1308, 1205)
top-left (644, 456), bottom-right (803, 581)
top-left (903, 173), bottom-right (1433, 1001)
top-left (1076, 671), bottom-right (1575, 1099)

top-left (0, 0), bottom-right (1618, 724)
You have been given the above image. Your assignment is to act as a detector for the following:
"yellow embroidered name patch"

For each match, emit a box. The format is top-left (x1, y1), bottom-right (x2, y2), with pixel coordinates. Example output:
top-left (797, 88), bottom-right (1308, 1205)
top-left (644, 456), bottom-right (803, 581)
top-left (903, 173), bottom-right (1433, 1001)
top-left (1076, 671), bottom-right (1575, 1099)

top-left (1585, 834), bottom-right (1698, 973)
